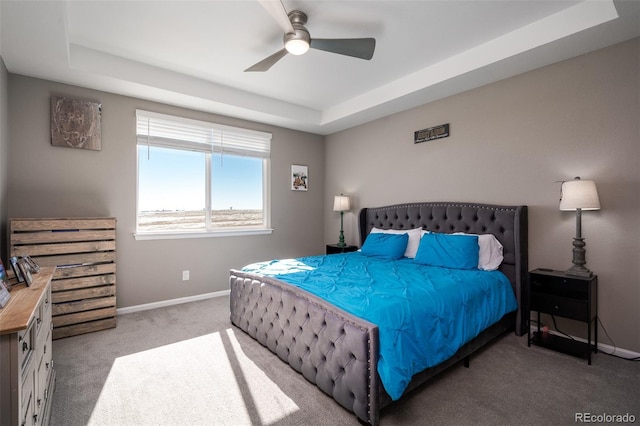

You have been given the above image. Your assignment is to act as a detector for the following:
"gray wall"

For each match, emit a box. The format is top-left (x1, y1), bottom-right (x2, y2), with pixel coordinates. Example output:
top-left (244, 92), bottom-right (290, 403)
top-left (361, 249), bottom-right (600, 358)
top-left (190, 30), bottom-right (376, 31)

top-left (7, 76), bottom-right (325, 307)
top-left (324, 38), bottom-right (640, 353)
top-left (0, 56), bottom-right (8, 263)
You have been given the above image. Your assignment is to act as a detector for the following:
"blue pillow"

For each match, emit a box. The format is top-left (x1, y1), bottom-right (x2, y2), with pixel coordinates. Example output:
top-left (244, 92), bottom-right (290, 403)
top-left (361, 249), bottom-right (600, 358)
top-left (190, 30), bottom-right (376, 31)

top-left (361, 232), bottom-right (409, 260)
top-left (414, 233), bottom-right (479, 269)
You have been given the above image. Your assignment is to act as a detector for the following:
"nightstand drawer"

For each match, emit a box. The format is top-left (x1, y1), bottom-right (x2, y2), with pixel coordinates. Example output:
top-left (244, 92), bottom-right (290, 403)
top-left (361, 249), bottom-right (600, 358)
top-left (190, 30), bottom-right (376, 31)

top-left (530, 274), bottom-right (588, 299)
top-left (326, 244), bottom-right (358, 254)
top-left (530, 293), bottom-right (588, 322)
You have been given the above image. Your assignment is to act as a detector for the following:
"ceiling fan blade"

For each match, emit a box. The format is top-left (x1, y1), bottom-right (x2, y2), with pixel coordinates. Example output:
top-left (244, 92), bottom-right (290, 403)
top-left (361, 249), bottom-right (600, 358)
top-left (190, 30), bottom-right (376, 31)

top-left (257, 0), bottom-right (294, 34)
top-left (310, 38), bottom-right (376, 60)
top-left (244, 48), bottom-right (289, 72)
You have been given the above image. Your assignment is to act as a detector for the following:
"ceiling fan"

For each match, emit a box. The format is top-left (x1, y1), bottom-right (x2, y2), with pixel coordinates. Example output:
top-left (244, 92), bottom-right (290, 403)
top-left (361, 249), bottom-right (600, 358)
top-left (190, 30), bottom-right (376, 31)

top-left (245, 0), bottom-right (376, 72)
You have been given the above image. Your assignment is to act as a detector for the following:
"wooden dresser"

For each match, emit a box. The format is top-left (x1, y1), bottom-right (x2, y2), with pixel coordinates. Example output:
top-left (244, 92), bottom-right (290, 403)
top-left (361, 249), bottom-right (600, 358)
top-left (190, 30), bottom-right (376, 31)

top-left (0, 267), bottom-right (56, 426)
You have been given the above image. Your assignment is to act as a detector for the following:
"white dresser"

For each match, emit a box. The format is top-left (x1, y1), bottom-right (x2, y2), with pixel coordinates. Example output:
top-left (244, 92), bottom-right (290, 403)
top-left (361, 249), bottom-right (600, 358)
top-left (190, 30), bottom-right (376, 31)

top-left (0, 266), bottom-right (56, 426)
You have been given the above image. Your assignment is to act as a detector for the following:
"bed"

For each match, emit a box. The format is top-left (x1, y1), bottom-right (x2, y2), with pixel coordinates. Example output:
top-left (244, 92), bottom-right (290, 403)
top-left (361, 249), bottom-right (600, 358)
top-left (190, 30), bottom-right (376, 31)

top-left (229, 202), bottom-right (528, 425)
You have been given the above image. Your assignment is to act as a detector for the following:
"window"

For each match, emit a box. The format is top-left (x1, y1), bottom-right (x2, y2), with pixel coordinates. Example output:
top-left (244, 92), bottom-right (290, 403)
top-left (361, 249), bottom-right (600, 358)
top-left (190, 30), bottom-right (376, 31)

top-left (135, 110), bottom-right (271, 238)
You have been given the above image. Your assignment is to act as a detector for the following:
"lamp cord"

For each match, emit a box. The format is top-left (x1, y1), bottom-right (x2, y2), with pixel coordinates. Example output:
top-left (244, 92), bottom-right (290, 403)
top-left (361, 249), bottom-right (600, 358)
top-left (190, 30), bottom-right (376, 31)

top-left (556, 179), bottom-right (567, 203)
top-left (548, 315), bottom-right (639, 362)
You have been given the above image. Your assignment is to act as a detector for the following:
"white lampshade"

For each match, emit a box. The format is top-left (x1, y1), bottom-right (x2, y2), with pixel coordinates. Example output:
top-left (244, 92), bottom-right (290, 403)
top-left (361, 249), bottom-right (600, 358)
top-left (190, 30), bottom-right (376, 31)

top-left (560, 178), bottom-right (601, 211)
top-left (333, 195), bottom-right (350, 212)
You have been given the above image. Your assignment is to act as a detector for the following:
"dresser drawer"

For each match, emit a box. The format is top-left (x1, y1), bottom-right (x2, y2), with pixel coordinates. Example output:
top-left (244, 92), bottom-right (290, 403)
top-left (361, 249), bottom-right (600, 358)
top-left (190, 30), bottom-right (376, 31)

top-left (18, 320), bottom-right (36, 377)
top-left (35, 286), bottom-right (52, 341)
top-left (20, 370), bottom-right (34, 426)
top-left (35, 326), bottom-right (53, 425)
top-left (530, 293), bottom-right (589, 321)
top-left (36, 306), bottom-right (52, 353)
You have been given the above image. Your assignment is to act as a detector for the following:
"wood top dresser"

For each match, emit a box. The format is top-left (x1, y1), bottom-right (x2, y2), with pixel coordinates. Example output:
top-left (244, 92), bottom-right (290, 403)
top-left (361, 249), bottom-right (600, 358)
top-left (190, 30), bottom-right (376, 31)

top-left (0, 266), bottom-right (56, 426)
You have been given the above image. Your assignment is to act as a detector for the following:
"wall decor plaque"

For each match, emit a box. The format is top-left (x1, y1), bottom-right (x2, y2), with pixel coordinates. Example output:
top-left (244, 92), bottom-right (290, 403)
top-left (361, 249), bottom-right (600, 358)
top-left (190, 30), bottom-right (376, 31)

top-left (51, 96), bottom-right (102, 150)
top-left (414, 123), bottom-right (450, 144)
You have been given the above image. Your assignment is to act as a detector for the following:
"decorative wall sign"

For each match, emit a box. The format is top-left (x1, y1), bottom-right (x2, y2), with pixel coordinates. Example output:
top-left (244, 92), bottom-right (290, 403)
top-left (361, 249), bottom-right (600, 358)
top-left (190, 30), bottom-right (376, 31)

top-left (414, 123), bottom-right (450, 144)
top-left (291, 164), bottom-right (308, 191)
top-left (51, 96), bottom-right (102, 150)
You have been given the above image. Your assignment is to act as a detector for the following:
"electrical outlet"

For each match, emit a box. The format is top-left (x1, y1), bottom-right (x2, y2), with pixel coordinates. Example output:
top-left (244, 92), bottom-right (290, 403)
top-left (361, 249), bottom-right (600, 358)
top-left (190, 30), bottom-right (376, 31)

top-left (182, 270), bottom-right (190, 281)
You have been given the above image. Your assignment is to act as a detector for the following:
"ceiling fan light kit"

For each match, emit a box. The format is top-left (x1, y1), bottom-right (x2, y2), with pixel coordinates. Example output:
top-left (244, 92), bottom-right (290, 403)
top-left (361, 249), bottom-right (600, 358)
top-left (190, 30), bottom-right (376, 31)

top-left (246, 2), bottom-right (376, 72)
top-left (285, 38), bottom-right (309, 55)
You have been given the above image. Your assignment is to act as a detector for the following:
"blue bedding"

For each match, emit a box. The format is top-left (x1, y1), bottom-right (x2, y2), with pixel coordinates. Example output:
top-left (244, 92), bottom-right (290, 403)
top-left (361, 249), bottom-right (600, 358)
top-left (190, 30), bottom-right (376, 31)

top-left (241, 252), bottom-right (517, 400)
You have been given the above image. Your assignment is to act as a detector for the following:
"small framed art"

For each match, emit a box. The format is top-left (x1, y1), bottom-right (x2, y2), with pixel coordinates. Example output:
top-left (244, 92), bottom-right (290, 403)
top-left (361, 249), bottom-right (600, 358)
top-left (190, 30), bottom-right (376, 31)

top-left (0, 259), bottom-right (11, 307)
top-left (0, 258), bottom-right (10, 288)
top-left (0, 281), bottom-right (9, 308)
top-left (9, 256), bottom-right (24, 283)
top-left (23, 255), bottom-right (40, 274)
top-left (18, 259), bottom-right (33, 287)
top-left (291, 164), bottom-right (308, 191)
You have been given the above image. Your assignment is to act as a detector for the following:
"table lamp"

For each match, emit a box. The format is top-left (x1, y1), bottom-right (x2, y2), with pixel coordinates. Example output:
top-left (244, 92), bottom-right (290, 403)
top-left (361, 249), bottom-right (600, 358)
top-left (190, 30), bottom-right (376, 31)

top-left (559, 177), bottom-right (600, 277)
top-left (333, 194), bottom-right (351, 247)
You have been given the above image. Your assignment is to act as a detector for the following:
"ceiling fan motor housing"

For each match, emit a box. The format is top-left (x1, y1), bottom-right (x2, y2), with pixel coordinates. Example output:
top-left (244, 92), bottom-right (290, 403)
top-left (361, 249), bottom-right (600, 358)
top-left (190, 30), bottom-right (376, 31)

top-left (284, 10), bottom-right (311, 55)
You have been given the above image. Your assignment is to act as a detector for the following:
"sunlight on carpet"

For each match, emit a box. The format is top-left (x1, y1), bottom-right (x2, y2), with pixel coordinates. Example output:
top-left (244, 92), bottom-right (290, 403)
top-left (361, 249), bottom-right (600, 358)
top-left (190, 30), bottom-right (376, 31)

top-left (87, 328), bottom-right (299, 426)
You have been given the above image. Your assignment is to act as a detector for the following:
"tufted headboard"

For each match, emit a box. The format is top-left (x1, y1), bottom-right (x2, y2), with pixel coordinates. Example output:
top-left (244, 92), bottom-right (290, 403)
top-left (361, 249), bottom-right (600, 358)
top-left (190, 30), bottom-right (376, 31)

top-left (358, 202), bottom-right (528, 335)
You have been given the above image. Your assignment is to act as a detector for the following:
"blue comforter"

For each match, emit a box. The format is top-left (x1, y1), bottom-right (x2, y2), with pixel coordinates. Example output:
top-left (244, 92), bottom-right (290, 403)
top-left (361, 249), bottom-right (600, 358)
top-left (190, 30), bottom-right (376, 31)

top-left (241, 252), bottom-right (517, 400)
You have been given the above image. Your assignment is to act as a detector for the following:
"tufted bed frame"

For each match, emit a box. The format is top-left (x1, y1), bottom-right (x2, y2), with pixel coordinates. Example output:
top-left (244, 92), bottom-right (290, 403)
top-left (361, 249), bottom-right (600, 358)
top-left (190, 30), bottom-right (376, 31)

top-left (229, 202), bottom-right (528, 425)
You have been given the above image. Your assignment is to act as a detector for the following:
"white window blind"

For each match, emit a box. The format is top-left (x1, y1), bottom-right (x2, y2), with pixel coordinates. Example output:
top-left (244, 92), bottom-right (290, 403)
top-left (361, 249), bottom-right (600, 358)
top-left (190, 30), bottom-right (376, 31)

top-left (136, 110), bottom-right (271, 158)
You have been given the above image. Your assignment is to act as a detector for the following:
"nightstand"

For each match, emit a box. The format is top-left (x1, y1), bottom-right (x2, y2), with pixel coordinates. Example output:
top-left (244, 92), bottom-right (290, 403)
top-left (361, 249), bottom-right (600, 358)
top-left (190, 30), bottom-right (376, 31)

top-left (528, 268), bottom-right (598, 364)
top-left (326, 244), bottom-right (358, 254)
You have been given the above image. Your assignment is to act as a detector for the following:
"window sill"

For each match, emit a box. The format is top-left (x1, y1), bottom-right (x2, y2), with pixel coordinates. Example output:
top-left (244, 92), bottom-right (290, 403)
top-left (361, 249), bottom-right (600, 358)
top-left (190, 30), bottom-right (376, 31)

top-left (133, 228), bottom-right (273, 241)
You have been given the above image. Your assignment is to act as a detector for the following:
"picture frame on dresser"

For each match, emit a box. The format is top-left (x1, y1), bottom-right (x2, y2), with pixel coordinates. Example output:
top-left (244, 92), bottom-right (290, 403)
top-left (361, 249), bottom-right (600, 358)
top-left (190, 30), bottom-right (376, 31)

top-left (0, 281), bottom-right (10, 308)
top-left (10, 256), bottom-right (24, 283)
top-left (0, 260), bottom-right (10, 307)
top-left (23, 255), bottom-right (40, 273)
top-left (18, 259), bottom-right (33, 286)
top-left (0, 259), bottom-right (9, 286)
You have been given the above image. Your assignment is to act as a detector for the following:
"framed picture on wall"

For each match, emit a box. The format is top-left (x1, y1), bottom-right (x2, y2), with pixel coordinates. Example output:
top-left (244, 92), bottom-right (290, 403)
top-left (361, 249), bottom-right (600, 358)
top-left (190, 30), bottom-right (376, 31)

top-left (51, 96), bottom-right (102, 151)
top-left (291, 165), bottom-right (308, 191)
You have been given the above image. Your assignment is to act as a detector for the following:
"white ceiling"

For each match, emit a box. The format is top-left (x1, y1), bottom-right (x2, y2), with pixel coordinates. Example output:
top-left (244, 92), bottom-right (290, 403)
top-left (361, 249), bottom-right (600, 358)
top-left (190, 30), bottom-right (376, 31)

top-left (1, 0), bottom-right (638, 135)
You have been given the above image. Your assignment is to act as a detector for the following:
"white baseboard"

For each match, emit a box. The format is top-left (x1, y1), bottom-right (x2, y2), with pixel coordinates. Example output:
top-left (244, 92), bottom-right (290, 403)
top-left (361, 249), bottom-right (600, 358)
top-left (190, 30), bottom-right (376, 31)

top-left (116, 290), bottom-right (230, 315)
top-left (528, 326), bottom-right (640, 360)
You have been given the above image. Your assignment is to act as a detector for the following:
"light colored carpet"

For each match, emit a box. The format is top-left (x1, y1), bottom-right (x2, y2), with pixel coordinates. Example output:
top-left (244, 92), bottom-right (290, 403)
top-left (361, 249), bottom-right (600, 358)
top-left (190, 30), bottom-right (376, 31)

top-left (51, 296), bottom-right (639, 426)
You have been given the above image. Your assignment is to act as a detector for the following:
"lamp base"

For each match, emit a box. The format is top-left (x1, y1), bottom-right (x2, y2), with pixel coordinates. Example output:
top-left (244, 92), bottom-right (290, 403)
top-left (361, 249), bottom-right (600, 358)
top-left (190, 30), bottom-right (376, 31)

top-left (337, 211), bottom-right (346, 248)
top-left (566, 236), bottom-right (593, 277)
top-left (565, 265), bottom-right (593, 277)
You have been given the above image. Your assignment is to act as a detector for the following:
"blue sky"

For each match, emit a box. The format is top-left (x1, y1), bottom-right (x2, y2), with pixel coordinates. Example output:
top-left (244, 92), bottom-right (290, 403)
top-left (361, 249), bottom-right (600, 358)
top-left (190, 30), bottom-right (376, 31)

top-left (138, 146), bottom-right (263, 211)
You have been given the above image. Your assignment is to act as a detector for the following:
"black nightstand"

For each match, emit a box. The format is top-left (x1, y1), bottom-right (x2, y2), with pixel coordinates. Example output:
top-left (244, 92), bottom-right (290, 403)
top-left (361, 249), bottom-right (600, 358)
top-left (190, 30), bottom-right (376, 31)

top-left (326, 244), bottom-right (358, 254)
top-left (528, 268), bottom-right (598, 364)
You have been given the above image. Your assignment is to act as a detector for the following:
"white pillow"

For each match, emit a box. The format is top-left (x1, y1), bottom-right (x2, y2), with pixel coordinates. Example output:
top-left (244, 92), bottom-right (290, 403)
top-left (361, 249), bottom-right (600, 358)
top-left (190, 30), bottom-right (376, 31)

top-left (454, 233), bottom-right (504, 271)
top-left (370, 227), bottom-right (423, 258)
